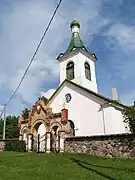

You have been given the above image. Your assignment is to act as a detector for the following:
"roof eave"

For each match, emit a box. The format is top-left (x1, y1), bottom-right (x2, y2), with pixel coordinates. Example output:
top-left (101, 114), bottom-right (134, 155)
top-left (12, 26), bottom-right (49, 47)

top-left (56, 48), bottom-right (80, 61)
top-left (47, 79), bottom-right (67, 104)
top-left (57, 48), bottom-right (97, 62)
top-left (47, 79), bottom-right (127, 109)
top-left (66, 80), bottom-right (127, 109)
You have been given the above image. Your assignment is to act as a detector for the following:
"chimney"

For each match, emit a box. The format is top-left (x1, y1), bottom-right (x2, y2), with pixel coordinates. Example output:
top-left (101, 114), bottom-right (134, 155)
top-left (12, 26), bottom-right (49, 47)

top-left (112, 88), bottom-right (118, 101)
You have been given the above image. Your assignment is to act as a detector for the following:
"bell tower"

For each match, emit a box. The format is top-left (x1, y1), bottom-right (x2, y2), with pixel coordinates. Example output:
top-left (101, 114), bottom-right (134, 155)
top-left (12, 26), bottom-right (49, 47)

top-left (57, 20), bottom-right (98, 93)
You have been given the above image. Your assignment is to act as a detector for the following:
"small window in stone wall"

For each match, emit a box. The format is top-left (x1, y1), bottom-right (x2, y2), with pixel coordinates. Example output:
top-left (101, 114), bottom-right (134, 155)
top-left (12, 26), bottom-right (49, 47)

top-left (66, 61), bottom-right (74, 80)
top-left (84, 62), bottom-right (91, 81)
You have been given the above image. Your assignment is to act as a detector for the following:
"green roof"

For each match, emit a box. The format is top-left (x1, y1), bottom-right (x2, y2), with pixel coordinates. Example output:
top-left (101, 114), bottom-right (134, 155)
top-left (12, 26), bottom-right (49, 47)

top-left (65, 20), bottom-right (88, 54)
top-left (70, 20), bottom-right (80, 29)
top-left (56, 20), bottom-right (97, 60)
top-left (65, 32), bottom-right (87, 54)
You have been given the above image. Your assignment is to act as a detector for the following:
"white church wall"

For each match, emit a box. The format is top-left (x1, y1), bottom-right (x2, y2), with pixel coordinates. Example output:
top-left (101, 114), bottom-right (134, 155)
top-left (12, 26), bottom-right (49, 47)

top-left (49, 82), bottom-right (127, 136)
top-left (103, 106), bottom-right (127, 134)
top-left (60, 51), bottom-right (98, 93)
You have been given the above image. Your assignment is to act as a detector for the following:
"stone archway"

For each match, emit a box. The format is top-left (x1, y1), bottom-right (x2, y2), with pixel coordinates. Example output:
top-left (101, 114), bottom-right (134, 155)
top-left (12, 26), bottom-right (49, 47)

top-left (32, 121), bottom-right (47, 152)
top-left (18, 97), bottom-right (73, 153)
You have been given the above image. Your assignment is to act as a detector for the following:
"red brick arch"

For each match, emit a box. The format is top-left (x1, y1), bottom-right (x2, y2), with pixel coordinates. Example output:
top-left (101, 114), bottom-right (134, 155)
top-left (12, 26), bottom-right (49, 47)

top-left (50, 122), bottom-right (62, 132)
top-left (31, 119), bottom-right (47, 134)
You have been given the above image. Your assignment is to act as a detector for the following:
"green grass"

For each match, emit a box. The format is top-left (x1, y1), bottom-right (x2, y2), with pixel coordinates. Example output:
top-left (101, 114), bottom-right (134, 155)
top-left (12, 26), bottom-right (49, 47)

top-left (0, 152), bottom-right (135, 180)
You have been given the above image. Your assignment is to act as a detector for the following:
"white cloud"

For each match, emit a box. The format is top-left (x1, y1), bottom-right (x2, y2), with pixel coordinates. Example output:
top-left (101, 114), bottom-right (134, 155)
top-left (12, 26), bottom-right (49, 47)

top-left (103, 23), bottom-right (135, 105)
top-left (120, 90), bottom-right (135, 106)
top-left (106, 23), bottom-right (135, 53)
top-left (0, 106), bottom-right (4, 111)
top-left (0, 0), bottom-right (110, 114)
top-left (104, 23), bottom-right (135, 80)
top-left (41, 89), bottom-right (55, 99)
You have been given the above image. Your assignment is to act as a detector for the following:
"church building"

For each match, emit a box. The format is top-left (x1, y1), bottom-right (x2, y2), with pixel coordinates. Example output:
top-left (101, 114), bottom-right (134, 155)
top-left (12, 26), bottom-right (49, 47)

top-left (47, 20), bottom-right (128, 136)
top-left (19, 20), bottom-right (129, 152)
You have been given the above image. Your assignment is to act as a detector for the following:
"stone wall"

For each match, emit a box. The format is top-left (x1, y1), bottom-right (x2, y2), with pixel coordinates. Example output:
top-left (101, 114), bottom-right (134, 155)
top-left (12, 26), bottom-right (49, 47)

top-left (0, 141), bottom-right (5, 151)
top-left (64, 133), bottom-right (135, 158)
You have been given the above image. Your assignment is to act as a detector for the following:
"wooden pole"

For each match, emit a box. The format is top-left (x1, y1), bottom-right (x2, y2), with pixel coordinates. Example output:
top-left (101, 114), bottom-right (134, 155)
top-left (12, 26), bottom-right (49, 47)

top-left (3, 106), bottom-right (6, 140)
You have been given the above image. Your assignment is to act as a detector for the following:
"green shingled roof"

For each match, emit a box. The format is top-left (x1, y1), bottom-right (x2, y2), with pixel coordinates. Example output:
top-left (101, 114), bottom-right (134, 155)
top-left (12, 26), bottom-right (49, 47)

top-left (65, 33), bottom-right (87, 54)
top-left (65, 20), bottom-right (88, 54)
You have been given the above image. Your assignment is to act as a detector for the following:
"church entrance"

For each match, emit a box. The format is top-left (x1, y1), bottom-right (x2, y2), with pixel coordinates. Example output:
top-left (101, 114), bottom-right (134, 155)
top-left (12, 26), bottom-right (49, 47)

top-left (32, 123), bottom-right (47, 152)
top-left (31, 120), bottom-right (75, 153)
top-left (19, 97), bottom-right (75, 153)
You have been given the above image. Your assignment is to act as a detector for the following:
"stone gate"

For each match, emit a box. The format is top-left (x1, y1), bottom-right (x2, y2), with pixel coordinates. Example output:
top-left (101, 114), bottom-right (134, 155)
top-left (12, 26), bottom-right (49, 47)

top-left (18, 97), bottom-right (74, 153)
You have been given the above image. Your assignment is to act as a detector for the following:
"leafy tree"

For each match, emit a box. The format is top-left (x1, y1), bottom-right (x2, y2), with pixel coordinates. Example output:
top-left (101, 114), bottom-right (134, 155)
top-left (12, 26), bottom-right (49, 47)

top-left (0, 115), bottom-right (19, 139)
top-left (22, 108), bottom-right (29, 119)
top-left (123, 106), bottom-right (135, 133)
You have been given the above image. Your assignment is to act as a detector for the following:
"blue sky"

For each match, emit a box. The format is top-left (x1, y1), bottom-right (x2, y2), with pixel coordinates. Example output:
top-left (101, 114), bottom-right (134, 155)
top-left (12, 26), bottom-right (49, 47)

top-left (0, 0), bottom-right (135, 116)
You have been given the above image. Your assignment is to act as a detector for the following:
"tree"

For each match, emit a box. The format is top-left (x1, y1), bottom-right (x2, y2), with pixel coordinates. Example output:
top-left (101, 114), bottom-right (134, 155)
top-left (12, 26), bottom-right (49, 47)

top-left (22, 108), bottom-right (29, 119)
top-left (123, 106), bottom-right (135, 133)
top-left (0, 115), bottom-right (19, 139)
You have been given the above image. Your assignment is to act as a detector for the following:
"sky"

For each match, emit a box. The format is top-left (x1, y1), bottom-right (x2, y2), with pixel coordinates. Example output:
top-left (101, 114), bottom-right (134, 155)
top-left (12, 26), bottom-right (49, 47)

top-left (0, 0), bottom-right (135, 116)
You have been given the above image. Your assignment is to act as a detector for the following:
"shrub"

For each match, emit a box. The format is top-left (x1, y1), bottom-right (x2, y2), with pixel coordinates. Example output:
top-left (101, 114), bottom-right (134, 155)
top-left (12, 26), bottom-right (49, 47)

top-left (123, 106), bottom-right (135, 133)
top-left (4, 139), bottom-right (26, 152)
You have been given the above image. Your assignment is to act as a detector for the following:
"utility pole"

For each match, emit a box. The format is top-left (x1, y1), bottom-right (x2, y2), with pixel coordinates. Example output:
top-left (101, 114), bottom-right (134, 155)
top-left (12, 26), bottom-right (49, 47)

top-left (2, 106), bottom-right (6, 140)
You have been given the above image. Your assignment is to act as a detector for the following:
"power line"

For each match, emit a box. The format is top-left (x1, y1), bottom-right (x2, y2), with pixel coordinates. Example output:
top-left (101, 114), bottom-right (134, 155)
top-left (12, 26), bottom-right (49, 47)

top-left (0, 105), bottom-right (5, 120)
top-left (0, 0), bottom-right (63, 118)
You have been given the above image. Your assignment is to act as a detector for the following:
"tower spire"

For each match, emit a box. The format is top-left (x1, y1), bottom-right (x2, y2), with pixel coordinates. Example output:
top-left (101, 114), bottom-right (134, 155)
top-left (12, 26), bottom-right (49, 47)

top-left (58, 20), bottom-right (98, 93)
top-left (65, 20), bottom-right (88, 54)
top-left (70, 20), bottom-right (80, 34)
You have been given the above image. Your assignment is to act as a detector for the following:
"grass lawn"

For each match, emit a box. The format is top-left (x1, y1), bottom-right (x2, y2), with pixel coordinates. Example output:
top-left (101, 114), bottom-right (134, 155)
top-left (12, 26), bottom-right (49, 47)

top-left (0, 152), bottom-right (135, 180)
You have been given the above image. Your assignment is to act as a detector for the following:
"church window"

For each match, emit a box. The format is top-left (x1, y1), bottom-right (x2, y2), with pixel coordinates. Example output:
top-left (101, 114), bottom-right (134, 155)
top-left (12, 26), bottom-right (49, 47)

top-left (65, 93), bottom-right (72, 103)
top-left (66, 62), bottom-right (74, 80)
top-left (85, 62), bottom-right (91, 81)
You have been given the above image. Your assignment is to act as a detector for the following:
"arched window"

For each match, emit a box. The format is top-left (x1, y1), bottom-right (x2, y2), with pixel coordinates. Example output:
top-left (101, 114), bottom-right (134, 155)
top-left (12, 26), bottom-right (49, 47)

top-left (85, 62), bottom-right (91, 81)
top-left (66, 62), bottom-right (74, 80)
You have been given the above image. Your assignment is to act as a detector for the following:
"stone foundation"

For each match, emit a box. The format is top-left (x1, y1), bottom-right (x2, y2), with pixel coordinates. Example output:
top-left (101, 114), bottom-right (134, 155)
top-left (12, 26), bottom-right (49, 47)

top-left (64, 133), bottom-right (135, 158)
